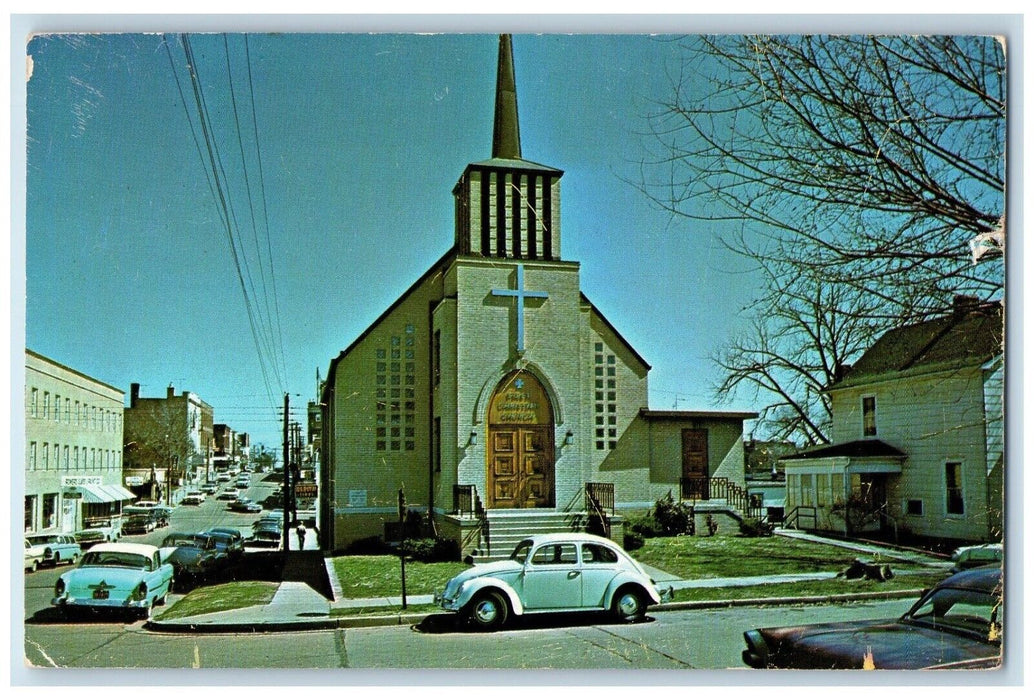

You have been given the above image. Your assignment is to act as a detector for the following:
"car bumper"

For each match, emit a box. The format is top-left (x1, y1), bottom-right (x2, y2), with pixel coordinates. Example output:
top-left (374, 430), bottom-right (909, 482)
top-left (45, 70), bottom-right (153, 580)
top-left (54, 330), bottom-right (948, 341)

top-left (433, 591), bottom-right (462, 612)
top-left (52, 596), bottom-right (150, 610)
top-left (655, 585), bottom-right (675, 603)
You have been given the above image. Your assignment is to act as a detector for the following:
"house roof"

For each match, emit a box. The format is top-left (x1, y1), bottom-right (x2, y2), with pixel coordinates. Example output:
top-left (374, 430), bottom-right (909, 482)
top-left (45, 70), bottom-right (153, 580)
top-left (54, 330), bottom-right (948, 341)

top-left (781, 439), bottom-right (907, 461)
top-left (832, 298), bottom-right (1003, 390)
top-left (640, 409), bottom-right (758, 421)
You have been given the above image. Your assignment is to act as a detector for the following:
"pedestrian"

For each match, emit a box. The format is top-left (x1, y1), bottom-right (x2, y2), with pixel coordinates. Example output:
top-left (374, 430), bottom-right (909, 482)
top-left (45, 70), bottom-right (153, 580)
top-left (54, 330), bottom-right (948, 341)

top-left (296, 522), bottom-right (307, 549)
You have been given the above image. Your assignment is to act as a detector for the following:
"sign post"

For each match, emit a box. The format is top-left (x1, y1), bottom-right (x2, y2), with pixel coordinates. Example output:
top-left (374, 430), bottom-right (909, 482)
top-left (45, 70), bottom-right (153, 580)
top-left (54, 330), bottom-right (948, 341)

top-left (398, 487), bottom-right (408, 610)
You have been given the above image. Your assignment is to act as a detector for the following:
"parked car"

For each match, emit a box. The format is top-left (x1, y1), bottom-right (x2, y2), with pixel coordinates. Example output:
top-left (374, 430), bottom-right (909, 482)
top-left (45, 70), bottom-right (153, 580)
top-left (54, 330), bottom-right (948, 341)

top-left (200, 482), bottom-right (219, 494)
top-left (741, 566), bottom-right (1003, 670)
top-left (235, 478), bottom-right (251, 489)
top-left (181, 491), bottom-right (206, 505)
top-left (229, 498), bottom-right (262, 513)
top-left (26, 534), bottom-right (82, 567)
top-left (80, 517), bottom-right (122, 543)
top-left (216, 473), bottom-right (232, 483)
top-left (202, 530), bottom-right (245, 561)
top-left (74, 529), bottom-right (112, 550)
top-left (159, 533), bottom-right (225, 582)
top-left (153, 506), bottom-right (173, 527)
top-left (434, 533), bottom-right (674, 630)
top-left (52, 542), bottom-right (174, 619)
top-left (950, 543), bottom-right (1003, 573)
top-left (25, 538), bottom-right (48, 572)
top-left (121, 513), bottom-right (156, 534)
top-left (246, 526), bottom-right (282, 549)
top-left (207, 527), bottom-right (245, 546)
top-left (216, 488), bottom-right (240, 501)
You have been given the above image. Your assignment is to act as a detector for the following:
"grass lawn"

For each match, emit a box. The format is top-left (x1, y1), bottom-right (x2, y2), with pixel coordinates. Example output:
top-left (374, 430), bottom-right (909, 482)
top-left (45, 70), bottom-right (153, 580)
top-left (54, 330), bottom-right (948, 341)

top-left (157, 581), bottom-right (278, 620)
top-left (331, 556), bottom-right (469, 599)
top-left (670, 570), bottom-right (947, 603)
top-left (632, 533), bottom-right (873, 580)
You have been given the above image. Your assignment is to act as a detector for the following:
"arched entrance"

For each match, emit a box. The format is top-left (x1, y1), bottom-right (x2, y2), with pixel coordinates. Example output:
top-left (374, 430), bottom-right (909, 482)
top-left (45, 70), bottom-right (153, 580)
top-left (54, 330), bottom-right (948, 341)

top-left (486, 370), bottom-right (555, 509)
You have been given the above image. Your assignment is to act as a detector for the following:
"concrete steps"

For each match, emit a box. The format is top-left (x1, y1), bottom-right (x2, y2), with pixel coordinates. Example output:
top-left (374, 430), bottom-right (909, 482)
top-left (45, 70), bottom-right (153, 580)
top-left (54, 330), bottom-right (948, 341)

top-left (470, 511), bottom-right (589, 563)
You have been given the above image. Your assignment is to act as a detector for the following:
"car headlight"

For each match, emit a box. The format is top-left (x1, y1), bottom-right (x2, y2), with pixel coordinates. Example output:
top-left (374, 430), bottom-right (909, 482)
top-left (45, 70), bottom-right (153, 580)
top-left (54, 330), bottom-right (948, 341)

top-left (132, 582), bottom-right (148, 601)
top-left (54, 578), bottom-right (65, 597)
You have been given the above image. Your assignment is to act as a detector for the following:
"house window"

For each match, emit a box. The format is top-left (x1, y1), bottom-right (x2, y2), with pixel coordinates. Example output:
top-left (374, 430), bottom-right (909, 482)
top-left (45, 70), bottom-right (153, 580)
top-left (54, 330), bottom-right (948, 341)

top-left (43, 392), bottom-right (50, 419)
top-left (42, 493), bottom-right (59, 530)
top-left (816, 474), bottom-right (828, 507)
top-left (29, 442), bottom-right (37, 470)
top-left (862, 396), bottom-right (877, 437)
top-left (31, 388), bottom-right (38, 417)
top-left (906, 499), bottom-right (924, 516)
top-left (433, 330), bottom-right (441, 388)
top-left (799, 474), bottom-right (815, 507)
top-left (25, 495), bottom-right (37, 532)
top-left (945, 462), bottom-right (965, 515)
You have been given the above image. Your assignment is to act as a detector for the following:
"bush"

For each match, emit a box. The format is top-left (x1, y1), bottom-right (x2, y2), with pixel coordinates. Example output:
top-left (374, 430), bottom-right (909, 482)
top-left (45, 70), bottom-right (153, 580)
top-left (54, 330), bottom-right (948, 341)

top-left (623, 530), bottom-right (645, 551)
top-left (653, 492), bottom-right (695, 536)
top-left (624, 513), bottom-right (659, 538)
top-left (398, 536), bottom-right (460, 563)
top-left (738, 517), bottom-right (775, 537)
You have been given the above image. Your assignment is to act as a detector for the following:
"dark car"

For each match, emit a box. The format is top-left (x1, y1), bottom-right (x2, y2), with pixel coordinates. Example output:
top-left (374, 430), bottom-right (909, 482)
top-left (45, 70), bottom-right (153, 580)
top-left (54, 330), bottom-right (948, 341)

top-left (159, 533), bottom-right (225, 581)
top-left (246, 526), bottom-right (282, 549)
top-left (742, 566), bottom-right (1003, 670)
top-left (207, 527), bottom-right (245, 544)
top-left (202, 530), bottom-right (245, 561)
top-left (228, 498), bottom-right (262, 513)
top-left (121, 513), bottom-right (156, 534)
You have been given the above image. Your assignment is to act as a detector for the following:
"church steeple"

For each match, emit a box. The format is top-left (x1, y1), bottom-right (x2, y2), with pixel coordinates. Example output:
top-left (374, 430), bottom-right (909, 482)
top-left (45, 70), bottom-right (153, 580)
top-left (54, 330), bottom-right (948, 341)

top-left (492, 34), bottom-right (521, 160)
top-left (453, 34), bottom-right (564, 261)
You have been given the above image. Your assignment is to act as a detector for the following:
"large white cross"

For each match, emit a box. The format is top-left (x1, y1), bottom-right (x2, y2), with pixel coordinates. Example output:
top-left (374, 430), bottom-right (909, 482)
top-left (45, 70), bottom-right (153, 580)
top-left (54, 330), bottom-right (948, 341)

top-left (491, 264), bottom-right (548, 354)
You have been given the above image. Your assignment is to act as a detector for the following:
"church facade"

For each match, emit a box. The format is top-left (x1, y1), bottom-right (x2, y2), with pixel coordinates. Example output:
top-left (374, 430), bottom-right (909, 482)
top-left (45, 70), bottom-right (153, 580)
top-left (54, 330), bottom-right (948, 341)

top-left (319, 36), bottom-right (756, 555)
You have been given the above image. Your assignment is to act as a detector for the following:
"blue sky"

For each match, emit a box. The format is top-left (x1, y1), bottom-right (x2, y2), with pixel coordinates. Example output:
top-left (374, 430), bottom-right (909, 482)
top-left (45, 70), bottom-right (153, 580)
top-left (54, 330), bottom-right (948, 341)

top-left (21, 31), bottom-right (767, 449)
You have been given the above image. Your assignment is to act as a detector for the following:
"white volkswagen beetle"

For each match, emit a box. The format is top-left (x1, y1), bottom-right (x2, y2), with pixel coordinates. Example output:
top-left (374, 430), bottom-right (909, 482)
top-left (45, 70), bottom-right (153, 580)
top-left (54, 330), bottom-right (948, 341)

top-left (435, 532), bottom-right (674, 630)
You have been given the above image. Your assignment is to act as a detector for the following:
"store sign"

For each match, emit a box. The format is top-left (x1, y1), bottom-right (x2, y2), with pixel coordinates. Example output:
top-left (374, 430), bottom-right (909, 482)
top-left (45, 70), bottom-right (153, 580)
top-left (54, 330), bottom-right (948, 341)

top-left (125, 476), bottom-right (145, 486)
top-left (62, 476), bottom-right (102, 487)
top-left (296, 483), bottom-right (318, 498)
top-left (63, 489), bottom-right (82, 500)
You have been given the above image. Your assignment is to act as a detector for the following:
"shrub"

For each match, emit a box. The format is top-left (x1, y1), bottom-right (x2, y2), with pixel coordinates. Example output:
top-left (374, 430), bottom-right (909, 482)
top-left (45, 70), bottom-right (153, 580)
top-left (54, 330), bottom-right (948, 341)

top-left (624, 513), bottom-right (659, 538)
top-left (738, 517), bottom-right (775, 538)
top-left (653, 491), bottom-right (695, 536)
top-left (398, 536), bottom-right (460, 563)
top-left (623, 530), bottom-right (645, 551)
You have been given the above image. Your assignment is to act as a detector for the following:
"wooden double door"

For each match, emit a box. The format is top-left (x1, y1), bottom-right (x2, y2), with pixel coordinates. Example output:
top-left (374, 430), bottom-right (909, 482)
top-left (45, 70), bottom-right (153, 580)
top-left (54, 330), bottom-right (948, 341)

top-left (486, 370), bottom-right (555, 509)
top-left (487, 426), bottom-right (555, 508)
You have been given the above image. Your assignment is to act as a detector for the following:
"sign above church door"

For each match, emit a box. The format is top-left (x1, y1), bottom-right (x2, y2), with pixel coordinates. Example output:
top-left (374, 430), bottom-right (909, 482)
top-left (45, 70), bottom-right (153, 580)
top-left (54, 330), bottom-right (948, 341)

top-left (488, 371), bottom-right (552, 425)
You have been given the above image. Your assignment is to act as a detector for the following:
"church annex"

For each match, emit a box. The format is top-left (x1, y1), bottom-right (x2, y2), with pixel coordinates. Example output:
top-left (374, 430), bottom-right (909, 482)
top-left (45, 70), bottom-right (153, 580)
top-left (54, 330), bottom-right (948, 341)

top-left (319, 36), bottom-right (756, 556)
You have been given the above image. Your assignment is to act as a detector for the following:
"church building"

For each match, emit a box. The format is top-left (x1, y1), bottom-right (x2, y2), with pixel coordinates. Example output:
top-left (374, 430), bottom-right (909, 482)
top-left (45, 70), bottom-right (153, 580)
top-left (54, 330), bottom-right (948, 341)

top-left (319, 36), bottom-right (757, 557)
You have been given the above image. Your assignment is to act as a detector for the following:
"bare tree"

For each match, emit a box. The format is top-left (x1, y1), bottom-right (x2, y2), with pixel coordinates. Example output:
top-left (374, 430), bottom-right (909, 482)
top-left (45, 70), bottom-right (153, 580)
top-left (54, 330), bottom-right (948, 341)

top-left (640, 35), bottom-right (1005, 441)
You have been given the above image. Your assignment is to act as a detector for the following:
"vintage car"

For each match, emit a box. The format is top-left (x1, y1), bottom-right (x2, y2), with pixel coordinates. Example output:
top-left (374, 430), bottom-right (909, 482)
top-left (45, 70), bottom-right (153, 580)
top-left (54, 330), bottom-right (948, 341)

top-left (200, 482), bottom-right (219, 494)
top-left (207, 527), bottom-right (245, 545)
top-left (121, 513), bottom-right (156, 535)
top-left (245, 525), bottom-right (282, 548)
top-left (228, 497), bottom-right (262, 513)
top-left (26, 533), bottom-right (82, 567)
top-left (25, 538), bottom-right (48, 572)
top-left (159, 533), bottom-right (224, 581)
top-left (181, 491), bottom-right (206, 506)
top-left (950, 543), bottom-right (1003, 573)
top-left (202, 530), bottom-right (245, 560)
top-left (741, 566), bottom-right (1003, 670)
top-left (216, 488), bottom-right (240, 501)
top-left (52, 542), bottom-right (174, 619)
top-left (434, 533), bottom-right (674, 630)
top-left (74, 529), bottom-right (111, 550)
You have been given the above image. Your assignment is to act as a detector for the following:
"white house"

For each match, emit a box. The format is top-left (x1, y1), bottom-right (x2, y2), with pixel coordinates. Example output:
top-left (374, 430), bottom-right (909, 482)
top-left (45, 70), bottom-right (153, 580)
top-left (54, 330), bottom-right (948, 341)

top-left (780, 296), bottom-right (1003, 548)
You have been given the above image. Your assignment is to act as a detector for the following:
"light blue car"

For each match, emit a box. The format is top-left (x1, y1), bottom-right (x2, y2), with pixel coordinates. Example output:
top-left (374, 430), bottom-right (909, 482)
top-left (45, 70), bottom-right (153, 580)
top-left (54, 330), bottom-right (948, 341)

top-left (52, 542), bottom-right (174, 619)
top-left (26, 533), bottom-right (81, 567)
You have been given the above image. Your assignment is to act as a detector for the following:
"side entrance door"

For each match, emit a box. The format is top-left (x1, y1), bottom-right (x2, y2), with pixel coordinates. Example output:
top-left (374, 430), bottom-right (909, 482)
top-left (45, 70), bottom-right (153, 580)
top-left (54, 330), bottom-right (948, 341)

top-left (681, 428), bottom-right (710, 499)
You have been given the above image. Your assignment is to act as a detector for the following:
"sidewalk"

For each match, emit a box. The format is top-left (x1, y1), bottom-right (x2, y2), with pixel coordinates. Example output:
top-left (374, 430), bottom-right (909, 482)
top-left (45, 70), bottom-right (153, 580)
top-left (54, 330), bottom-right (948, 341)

top-left (146, 529), bottom-right (951, 633)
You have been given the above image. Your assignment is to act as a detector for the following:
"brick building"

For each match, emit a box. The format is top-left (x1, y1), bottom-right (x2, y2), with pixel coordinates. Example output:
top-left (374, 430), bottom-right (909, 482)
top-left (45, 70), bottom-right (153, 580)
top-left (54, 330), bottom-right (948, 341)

top-left (320, 36), bottom-right (755, 554)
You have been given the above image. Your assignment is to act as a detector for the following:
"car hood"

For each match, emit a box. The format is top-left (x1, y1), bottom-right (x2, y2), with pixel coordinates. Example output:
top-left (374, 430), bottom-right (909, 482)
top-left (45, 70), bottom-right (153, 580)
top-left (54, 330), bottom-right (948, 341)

top-left (757, 619), bottom-right (1000, 670)
top-left (60, 566), bottom-right (146, 598)
top-left (446, 559), bottom-right (523, 589)
top-left (160, 546), bottom-right (209, 564)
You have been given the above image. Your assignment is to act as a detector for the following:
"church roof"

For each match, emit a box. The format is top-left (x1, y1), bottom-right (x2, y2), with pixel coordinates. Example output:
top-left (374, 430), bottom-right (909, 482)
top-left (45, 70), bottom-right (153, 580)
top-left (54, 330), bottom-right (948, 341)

top-left (831, 297), bottom-right (1003, 390)
top-left (493, 34), bottom-right (521, 160)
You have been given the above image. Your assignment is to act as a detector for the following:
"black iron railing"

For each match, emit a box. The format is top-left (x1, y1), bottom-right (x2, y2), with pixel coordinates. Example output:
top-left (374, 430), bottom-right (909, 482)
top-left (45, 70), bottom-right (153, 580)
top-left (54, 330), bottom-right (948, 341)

top-left (585, 482), bottom-right (614, 538)
top-left (681, 476), bottom-right (765, 519)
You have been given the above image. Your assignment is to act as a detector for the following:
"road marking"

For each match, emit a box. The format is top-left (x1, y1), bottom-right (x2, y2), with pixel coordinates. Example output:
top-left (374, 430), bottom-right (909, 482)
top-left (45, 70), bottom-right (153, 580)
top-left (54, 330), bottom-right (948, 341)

top-left (25, 638), bottom-right (59, 668)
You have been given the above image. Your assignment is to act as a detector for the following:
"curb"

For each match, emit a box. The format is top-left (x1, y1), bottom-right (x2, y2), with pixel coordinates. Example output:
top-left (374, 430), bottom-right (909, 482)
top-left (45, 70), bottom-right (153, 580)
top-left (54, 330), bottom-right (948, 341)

top-left (145, 588), bottom-right (925, 634)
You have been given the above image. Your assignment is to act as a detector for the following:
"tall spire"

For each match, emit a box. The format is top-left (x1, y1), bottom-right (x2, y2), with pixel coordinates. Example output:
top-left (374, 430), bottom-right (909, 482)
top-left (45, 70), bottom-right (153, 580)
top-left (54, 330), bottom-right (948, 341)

top-left (492, 34), bottom-right (521, 160)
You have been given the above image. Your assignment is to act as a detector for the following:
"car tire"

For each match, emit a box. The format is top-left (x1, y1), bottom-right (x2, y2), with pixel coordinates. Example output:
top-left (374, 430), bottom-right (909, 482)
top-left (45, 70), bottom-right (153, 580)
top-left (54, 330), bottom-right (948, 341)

top-left (68, 553), bottom-right (77, 566)
top-left (29, 559), bottom-right (39, 573)
top-left (612, 586), bottom-right (647, 623)
top-left (466, 590), bottom-right (509, 631)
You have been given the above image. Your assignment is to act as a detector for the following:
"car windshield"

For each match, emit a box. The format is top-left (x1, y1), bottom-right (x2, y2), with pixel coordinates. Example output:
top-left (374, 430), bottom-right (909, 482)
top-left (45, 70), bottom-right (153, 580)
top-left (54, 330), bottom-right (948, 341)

top-left (906, 585), bottom-right (1003, 640)
top-left (163, 535), bottom-right (207, 548)
top-left (510, 540), bottom-right (534, 564)
top-left (81, 551), bottom-right (149, 569)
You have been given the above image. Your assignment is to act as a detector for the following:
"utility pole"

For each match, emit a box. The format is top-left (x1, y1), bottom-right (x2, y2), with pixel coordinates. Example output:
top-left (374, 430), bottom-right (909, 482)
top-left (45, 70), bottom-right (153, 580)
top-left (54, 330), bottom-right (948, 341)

top-left (282, 393), bottom-right (290, 553)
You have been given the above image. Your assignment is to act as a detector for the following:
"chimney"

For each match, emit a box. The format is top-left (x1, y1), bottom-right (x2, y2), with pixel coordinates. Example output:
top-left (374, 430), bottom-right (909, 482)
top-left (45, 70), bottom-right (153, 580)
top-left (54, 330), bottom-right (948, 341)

top-left (953, 295), bottom-right (981, 320)
top-left (167, 384), bottom-right (176, 400)
top-left (130, 383), bottom-right (140, 408)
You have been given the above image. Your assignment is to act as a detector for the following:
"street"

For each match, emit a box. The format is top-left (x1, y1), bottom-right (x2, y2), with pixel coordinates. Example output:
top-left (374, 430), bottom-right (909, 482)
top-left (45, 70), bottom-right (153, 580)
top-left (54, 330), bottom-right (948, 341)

top-left (23, 473), bottom-right (919, 671)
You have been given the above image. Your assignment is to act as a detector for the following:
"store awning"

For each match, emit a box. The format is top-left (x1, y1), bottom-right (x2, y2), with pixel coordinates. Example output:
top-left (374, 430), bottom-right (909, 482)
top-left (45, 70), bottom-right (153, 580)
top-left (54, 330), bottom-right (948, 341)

top-left (79, 484), bottom-right (136, 503)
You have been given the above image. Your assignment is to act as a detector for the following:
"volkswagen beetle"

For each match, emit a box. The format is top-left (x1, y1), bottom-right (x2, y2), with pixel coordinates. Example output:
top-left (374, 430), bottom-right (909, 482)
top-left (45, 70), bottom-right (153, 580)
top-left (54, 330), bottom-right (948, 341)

top-left (52, 542), bottom-right (174, 619)
top-left (434, 532), bottom-right (674, 630)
